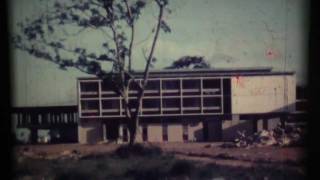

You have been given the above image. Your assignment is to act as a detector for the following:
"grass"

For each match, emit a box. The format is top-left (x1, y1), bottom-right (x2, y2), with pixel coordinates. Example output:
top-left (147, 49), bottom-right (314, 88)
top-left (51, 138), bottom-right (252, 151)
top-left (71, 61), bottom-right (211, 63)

top-left (13, 144), bottom-right (305, 180)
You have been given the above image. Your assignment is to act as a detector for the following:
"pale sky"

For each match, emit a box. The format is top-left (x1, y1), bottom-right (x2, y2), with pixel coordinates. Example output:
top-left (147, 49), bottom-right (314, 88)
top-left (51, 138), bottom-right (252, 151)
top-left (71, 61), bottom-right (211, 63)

top-left (9, 0), bottom-right (309, 107)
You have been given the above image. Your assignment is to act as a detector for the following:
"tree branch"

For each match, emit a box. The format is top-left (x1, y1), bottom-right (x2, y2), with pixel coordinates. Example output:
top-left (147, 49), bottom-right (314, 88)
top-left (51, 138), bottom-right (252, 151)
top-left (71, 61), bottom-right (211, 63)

top-left (131, 2), bottom-right (164, 121)
top-left (124, 0), bottom-right (134, 72)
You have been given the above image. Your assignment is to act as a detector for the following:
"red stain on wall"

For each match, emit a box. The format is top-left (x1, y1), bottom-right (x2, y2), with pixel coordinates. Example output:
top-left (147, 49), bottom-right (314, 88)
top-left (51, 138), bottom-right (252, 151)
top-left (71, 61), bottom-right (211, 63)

top-left (235, 76), bottom-right (245, 88)
top-left (265, 48), bottom-right (281, 60)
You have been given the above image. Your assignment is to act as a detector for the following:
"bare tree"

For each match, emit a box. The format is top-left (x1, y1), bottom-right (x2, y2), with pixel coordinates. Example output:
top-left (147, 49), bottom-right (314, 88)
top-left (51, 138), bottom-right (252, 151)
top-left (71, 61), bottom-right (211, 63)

top-left (11, 0), bottom-right (171, 145)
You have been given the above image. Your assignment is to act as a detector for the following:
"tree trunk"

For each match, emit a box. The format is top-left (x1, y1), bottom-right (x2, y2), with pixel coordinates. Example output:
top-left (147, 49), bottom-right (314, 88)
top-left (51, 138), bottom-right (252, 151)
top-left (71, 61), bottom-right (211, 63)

top-left (127, 5), bottom-right (164, 146)
top-left (129, 125), bottom-right (136, 145)
top-left (128, 115), bottom-right (139, 145)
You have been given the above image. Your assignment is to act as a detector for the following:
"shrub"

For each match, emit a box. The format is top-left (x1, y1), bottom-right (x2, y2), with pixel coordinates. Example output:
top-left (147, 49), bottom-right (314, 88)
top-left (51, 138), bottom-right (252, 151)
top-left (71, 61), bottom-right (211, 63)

top-left (169, 160), bottom-right (195, 177)
top-left (55, 169), bottom-right (92, 180)
top-left (126, 166), bottom-right (165, 180)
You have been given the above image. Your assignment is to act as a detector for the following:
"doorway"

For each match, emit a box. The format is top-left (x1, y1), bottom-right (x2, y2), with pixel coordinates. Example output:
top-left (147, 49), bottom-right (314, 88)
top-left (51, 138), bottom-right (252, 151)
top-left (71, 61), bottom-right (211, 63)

top-left (203, 120), bottom-right (222, 142)
top-left (105, 122), bottom-right (120, 141)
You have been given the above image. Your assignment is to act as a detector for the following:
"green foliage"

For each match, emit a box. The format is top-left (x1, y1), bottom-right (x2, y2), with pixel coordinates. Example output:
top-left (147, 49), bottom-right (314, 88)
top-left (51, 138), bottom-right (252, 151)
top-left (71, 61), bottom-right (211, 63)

top-left (169, 159), bottom-right (195, 176)
top-left (12, 0), bottom-right (172, 145)
top-left (165, 56), bottom-right (211, 69)
top-left (12, 0), bottom-right (171, 76)
top-left (114, 143), bottom-right (162, 158)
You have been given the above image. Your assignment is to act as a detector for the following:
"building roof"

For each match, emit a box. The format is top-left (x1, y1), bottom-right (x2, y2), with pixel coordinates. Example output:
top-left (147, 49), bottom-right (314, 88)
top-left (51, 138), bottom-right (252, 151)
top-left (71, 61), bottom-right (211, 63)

top-left (146, 66), bottom-right (274, 73)
top-left (78, 67), bottom-right (295, 80)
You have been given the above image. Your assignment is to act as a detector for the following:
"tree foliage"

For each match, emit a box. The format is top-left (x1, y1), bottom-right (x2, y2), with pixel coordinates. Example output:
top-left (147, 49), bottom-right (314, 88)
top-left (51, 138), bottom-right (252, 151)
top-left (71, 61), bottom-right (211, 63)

top-left (165, 56), bottom-right (211, 69)
top-left (12, 0), bottom-right (171, 144)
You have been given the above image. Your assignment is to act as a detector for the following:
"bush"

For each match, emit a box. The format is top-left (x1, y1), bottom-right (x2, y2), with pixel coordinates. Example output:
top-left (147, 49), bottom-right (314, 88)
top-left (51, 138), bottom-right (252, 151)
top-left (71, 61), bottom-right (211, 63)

top-left (114, 144), bottom-right (162, 158)
top-left (169, 160), bottom-right (195, 177)
top-left (126, 166), bottom-right (165, 180)
top-left (55, 169), bottom-right (92, 180)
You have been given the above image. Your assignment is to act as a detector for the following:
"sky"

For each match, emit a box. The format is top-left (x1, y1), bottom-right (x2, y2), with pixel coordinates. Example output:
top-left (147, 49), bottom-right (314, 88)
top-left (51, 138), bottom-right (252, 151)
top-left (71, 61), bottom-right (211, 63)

top-left (9, 0), bottom-right (309, 107)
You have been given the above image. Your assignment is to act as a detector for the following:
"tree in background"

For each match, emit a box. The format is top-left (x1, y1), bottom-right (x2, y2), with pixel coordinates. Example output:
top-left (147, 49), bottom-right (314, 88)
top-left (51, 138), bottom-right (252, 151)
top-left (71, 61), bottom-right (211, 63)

top-left (11, 0), bottom-right (171, 145)
top-left (165, 56), bottom-right (210, 69)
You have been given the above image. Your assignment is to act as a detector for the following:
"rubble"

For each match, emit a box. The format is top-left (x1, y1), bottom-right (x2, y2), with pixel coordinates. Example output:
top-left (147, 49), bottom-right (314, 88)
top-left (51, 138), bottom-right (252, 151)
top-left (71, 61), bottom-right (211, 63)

top-left (57, 149), bottom-right (82, 160)
top-left (225, 123), bottom-right (305, 148)
top-left (18, 148), bottom-right (82, 160)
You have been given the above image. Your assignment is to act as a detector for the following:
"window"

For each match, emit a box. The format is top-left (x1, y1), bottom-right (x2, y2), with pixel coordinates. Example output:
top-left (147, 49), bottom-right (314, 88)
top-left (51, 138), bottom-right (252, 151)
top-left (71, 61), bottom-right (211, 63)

top-left (81, 100), bottom-right (99, 116)
top-left (102, 100), bottom-right (119, 109)
top-left (223, 78), bottom-right (231, 113)
top-left (182, 79), bottom-right (200, 95)
top-left (203, 97), bottom-right (221, 107)
top-left (182, 79), bottom-right (200, 89)
top-left (80, 82), bottom-right (98, 92)
top-left (203, 97), bottom-right (221, 113)
top-left (128, 80), bottom-right (141, 96)
top-left (183, 124), bottom-right (188, 141)
top-left (183, 98), bottom-right (200, 107)
top-left (81, 100), bottom-right (99, 110)
top-left (203, 79), bottom-right (221, 95)
top-left (102, 99), bottom-right (120, 115)
top-left (142, 99), bottom-right (160, 114)
top-left (145, 80), bottom-right (160, 90)
top-left (122, 99), bottom-right (138, 109)
top-left (162, 80), bottom-right (180, 90)
top-left (163, 98), bottom-right (180, 108)
top-left (142, 125), bottom-right (148, 142)
top-left (183, 97), bottom-right (201, 113)
top-left (101, 81), bottom-right (117, 97)
top-left (145, 80), bottom-right (160, 96)
top-left (162, 80), bottom-right (180, 96)
top-left (162, 98), bottom-right (180, 114)
top-left (80, 81), bottom-right (99, 97)
top-left (162, 124), bottom-right (168, 141)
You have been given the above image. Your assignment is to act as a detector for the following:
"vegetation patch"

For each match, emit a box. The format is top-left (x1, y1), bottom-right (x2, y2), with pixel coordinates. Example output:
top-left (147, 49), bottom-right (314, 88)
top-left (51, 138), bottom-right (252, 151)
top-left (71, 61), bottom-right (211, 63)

top-left (114, 144), bottom-right (163, 158)
top-left (13, 146), bottom-right (305, 180)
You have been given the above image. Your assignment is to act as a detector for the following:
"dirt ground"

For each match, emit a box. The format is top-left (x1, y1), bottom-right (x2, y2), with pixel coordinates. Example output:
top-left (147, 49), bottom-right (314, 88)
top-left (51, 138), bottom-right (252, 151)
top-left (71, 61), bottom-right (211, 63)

top-left (13, 142), bottom-right (306, 171)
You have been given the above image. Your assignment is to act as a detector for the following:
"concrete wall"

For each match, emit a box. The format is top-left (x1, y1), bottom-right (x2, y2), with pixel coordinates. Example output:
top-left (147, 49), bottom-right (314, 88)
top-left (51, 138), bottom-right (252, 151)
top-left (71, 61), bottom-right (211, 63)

top-left (167, 124), bottom-right (184, 142)
top-left (78, 117), bottom-right (282, 143)
top-left (147, 124), bottom-right (163, 142)
top-left (78, 120), bottom-right (103, 144)
top-left (231, 75), bottom-right (296, 114)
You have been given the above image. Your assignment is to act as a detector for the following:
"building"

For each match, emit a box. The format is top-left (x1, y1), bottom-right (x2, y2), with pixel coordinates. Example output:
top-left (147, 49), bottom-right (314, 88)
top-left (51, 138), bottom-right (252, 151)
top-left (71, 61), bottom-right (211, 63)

top-left (77, 67), bottom-right (296, 144)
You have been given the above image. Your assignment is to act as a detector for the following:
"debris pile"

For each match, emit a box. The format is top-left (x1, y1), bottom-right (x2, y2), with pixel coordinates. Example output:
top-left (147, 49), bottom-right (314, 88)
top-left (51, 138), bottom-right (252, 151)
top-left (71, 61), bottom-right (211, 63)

top-left (19, 148), bottom-right (82, 160)
top-left (232, 123), bottom-right (305, 148)
top-left (57, 149), bottom-right (82, 160)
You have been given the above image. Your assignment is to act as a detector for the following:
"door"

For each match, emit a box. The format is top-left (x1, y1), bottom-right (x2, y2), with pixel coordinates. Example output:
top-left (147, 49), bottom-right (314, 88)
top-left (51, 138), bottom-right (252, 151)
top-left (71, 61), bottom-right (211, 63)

top-left (203, 120), bottom-right (222, 142)
top-left (106, 122), bottom-right (119, 140)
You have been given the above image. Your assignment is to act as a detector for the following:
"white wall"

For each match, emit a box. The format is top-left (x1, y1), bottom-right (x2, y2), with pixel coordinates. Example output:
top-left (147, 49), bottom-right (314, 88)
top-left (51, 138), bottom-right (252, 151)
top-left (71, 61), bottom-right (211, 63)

top-left (78, 120), bottom-right (103, 144)
top-left (148, 124), bottom-right (163, 142)
top-left (167, 124), bottom-right (183, 142)
top-left (231, 75), bottom-right (296, 114)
